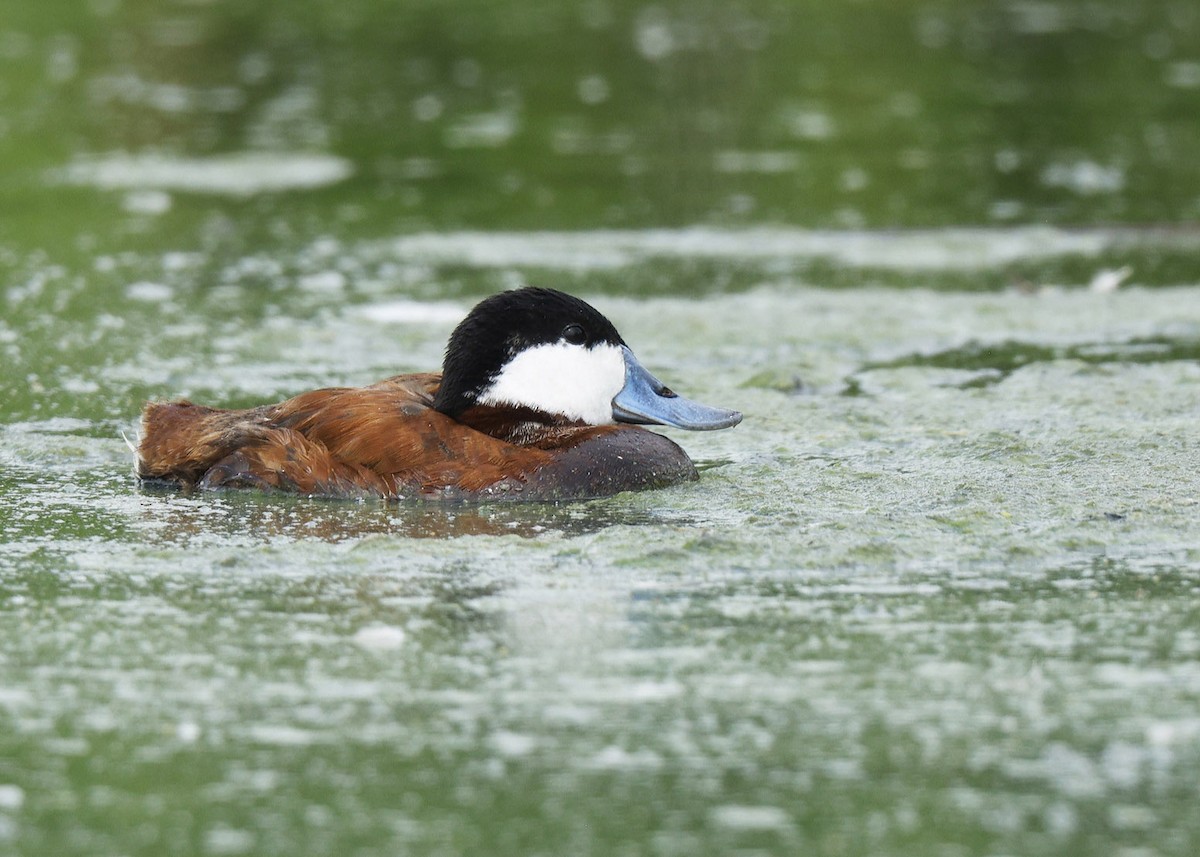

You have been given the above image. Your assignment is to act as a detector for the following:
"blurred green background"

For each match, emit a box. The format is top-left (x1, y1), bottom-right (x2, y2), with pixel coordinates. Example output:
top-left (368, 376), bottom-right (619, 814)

top-left (4, 0), bottom-right (1200, 247)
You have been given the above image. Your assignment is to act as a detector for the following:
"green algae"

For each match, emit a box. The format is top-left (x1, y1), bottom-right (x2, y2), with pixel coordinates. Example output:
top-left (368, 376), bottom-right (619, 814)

top-left (866, 336), bottom-right (1200, 387)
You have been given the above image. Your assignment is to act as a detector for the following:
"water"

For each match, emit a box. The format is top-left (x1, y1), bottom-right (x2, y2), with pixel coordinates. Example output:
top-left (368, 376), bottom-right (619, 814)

top-left (2, 1), bottom-right (1200, 855)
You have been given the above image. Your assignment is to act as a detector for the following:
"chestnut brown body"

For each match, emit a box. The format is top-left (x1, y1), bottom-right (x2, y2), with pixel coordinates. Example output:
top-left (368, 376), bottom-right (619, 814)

top-left (135, 374), bottom-right (698, 502)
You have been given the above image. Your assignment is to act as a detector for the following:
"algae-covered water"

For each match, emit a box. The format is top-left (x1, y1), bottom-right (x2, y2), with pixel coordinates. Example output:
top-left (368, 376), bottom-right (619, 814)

top-left (3, 2), bottom-right (1200, 855)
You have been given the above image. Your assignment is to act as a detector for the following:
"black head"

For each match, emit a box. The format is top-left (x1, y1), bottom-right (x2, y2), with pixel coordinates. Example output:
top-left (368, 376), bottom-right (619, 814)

top-left (433, 287), bottom-right (626, 417)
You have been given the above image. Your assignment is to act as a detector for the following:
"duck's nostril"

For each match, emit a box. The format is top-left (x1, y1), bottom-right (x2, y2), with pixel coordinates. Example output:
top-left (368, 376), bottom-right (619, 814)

top-left (659, 387), bottom-right (678, 398)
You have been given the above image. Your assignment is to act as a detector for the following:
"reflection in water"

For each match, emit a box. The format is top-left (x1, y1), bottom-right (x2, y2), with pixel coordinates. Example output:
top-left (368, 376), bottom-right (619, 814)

top-left (137, 483), bottom-right (688, 542)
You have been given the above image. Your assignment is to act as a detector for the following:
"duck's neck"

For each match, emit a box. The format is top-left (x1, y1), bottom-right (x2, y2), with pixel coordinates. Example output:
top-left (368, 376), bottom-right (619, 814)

top-left (453, 404), bottom-right (586, 446)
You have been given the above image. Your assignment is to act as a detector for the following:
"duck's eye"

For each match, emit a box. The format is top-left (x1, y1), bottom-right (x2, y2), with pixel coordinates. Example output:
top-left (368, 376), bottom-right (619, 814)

top-left (562, 323), bottom-right (587, 345)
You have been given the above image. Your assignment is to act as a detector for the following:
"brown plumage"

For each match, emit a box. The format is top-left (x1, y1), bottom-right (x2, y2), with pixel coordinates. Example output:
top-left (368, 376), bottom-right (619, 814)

top-left (135, 374), bottom-right (697, 501)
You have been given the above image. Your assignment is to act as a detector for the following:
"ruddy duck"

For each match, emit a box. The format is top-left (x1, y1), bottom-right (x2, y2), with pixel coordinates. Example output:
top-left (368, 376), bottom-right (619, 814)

top-left (135, 287), bottom-right (742, 501)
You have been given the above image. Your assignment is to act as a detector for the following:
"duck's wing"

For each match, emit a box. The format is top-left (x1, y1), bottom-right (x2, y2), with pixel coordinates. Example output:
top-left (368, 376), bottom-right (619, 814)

top-left (134, 376), bottom-right (436, 495)
top-left (268, 378), bottom-right (558, 497)
top-left (136, 374), bottom-right (548, 498)
top-left (136, 400), bottom-right (266, 488)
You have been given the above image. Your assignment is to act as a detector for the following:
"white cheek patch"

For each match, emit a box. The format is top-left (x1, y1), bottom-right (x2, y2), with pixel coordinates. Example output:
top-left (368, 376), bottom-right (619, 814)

top-left (478, 342), bottom-right (626, 425)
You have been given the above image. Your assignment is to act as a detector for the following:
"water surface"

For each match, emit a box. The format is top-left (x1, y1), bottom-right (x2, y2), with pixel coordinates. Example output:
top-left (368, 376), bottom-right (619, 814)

top-left (2, 2), bottom-right (1200, 855)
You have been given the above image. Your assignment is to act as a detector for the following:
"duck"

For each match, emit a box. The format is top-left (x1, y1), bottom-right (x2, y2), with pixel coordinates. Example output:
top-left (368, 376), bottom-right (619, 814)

top-left (135, 287), bottom-right (742, 501)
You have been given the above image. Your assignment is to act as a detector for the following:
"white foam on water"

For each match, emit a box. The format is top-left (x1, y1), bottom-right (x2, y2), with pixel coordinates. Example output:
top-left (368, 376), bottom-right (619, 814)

top-left (244, 725), bottom-right (319, 746)
top-left (0, 785), bottom-right (24, 811)
top-left (353, 299), bottom-right (466, 325)
top-left (488, 730), bottom-right (537, 757)
top-left (709, 804), bottom-right (792, 831)
top-left (204, 827), bottom-right (255, 856)
top-left (582, 745), bottom-right (664, 771)
top-left (122, 189), bottom-right (172, 215)
top-left (126, 280), bottom-right (174, 302)
top-left (1167, 61), bottom-right (1200, 89)
top-left (89, 72), bottom-right (245, 114)
top-left (55, 151), bottom-right (354, 196)
top-left (1041, 160), bottom-right (1125, 195)
top-left (352, 624), bottom-right (407, 652)
top-left (714, 150), bottom-right (802, 174)
top-left (382, 226), bottom-right (1162, 272)
top-left (443, 111), bottom-right (519, 148)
